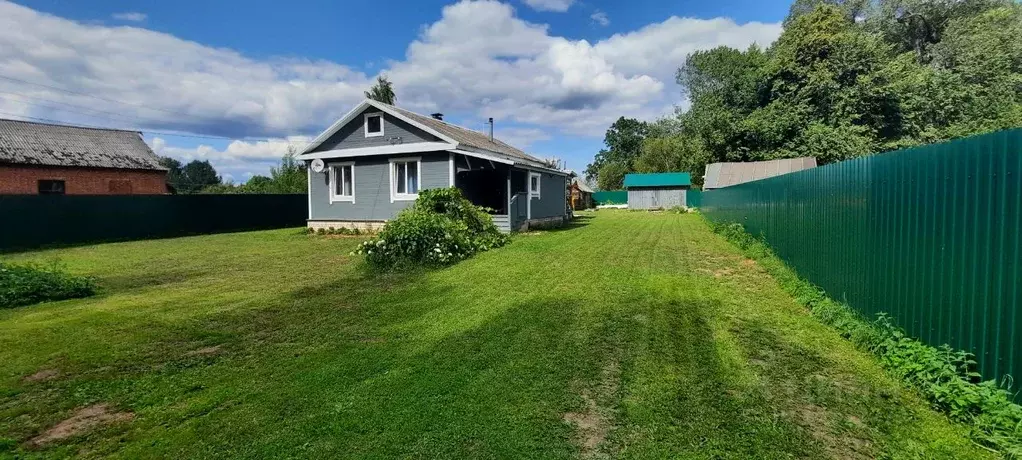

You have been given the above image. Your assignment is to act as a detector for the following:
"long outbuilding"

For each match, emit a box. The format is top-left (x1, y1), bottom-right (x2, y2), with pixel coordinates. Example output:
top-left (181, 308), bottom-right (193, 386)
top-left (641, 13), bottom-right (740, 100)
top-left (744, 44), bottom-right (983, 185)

top-left (624, 172), bottom-right (692, 210)
top-left (702, 157), bottom-right (817, 190)
top-left (0, 118), bottom-right (167, 195)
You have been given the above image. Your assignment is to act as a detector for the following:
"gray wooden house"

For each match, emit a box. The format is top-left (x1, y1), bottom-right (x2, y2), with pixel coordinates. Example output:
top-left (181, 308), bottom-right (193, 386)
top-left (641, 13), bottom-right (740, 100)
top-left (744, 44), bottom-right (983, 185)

top-left (624, 172), bottom-right (691, 209)
top-left (299, 99), bottom-right (569, 232)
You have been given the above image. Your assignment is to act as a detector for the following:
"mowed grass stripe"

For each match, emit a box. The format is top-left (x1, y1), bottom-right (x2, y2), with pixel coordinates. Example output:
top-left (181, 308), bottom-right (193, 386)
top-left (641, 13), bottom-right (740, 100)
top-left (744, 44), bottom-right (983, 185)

top-left (0, 211), bottom-right (990, 459)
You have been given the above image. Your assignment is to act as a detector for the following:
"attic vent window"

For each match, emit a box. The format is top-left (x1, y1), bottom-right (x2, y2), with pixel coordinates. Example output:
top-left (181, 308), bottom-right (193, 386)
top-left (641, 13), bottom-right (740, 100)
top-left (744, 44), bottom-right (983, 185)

top-left (364, 113), bottom-right (383, 137)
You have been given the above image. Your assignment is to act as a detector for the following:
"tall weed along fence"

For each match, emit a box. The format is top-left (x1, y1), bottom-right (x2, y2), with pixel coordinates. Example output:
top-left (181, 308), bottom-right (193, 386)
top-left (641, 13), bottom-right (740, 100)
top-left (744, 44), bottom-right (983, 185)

top-left (0, 194), bottom-right (307, 252)
top-left (699, 129), bottom-right (1022, 386)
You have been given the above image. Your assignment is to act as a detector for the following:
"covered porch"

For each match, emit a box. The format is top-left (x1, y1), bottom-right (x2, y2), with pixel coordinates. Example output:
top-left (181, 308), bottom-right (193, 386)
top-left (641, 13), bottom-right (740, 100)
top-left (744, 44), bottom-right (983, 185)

top-left (451, 152), bottom-right (529, 233)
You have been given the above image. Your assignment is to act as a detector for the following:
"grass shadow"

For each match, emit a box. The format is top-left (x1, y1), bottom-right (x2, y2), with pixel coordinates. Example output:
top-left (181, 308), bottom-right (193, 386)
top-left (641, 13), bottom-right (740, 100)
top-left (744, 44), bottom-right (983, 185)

top-left (612, 295), bottom-right (825, 458)
top-left (99, 268), bottom-right (208, 292)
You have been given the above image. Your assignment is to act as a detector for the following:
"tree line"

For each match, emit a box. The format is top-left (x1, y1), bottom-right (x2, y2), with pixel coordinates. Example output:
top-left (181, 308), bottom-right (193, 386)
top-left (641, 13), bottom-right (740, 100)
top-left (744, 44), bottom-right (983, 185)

top-left (586, 0), bottom-right (1022, 190)
top-left (158, 146), bottom-right (307, 194)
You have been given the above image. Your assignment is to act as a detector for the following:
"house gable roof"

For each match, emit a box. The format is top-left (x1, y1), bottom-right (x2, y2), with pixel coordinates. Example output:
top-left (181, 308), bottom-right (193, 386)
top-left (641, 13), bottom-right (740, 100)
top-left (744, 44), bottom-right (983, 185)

top-left (383, 104), bottom-right (543, 164)
top-left (703, 157), bottom-right (817, 189)
top-left (624, 172), bottom-right (691, 188)
top-left (0, 118), bottom-right (165, 170)
top-left (299, 99), bottom-right (558, 173)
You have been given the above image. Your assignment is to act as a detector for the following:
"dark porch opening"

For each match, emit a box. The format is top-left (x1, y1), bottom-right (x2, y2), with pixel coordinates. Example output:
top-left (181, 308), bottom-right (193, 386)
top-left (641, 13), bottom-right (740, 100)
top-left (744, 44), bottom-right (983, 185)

top-left (456, 168), bottom-right (508, 214)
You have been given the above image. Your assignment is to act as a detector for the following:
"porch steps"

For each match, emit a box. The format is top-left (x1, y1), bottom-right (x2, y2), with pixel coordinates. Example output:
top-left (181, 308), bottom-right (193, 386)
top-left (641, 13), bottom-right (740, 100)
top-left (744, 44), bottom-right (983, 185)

top-left (492, 214), bottom-right (511, 233)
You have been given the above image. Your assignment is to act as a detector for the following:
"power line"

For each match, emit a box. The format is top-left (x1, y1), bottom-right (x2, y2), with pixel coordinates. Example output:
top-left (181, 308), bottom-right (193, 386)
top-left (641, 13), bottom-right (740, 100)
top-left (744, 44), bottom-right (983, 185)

top-left (0, 73), bottom-right (197, 119)
top-left (0, 108), bottom-right (313, 144)
top-left (0, 74), bottom-right (323, 146)
top-left (0, 95), bottom-right (241, 140)
top-left (0, 96), bottom-right (317, 145)
top-left (0, 91), bottom-right (148, 125)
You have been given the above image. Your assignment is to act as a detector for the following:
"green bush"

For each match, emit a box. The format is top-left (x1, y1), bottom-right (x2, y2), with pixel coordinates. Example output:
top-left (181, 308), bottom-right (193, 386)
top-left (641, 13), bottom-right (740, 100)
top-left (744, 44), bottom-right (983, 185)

top-left (352, 188), bottom-right (510, 270)
top-left (0, 261), bottom-right (97, 308)
top-left (708, 220), bottom-right (1022, 455)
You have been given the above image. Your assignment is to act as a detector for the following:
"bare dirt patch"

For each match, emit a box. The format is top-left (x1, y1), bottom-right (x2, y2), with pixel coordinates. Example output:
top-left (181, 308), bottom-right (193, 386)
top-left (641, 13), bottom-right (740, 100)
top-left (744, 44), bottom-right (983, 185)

top-left (793, 403), bottom-right (872, 460)
top-left (185, 345), bottom-right (222, 357)
top-left (563, 360), bottom-right (621, 458)
top-left (563, 397), bottom-right (607, 455)
top-left (713, 268), bottom-right (734, 278)
top-left (22, 368), bottom-right (59, 383)
top-left (30, 404), bottom-right (133, 447)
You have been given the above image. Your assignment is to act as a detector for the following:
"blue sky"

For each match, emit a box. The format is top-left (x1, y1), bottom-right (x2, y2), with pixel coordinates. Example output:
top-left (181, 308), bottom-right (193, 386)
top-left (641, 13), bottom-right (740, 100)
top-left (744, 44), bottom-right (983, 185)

top-left (1, 0), bottom-right (788, 181)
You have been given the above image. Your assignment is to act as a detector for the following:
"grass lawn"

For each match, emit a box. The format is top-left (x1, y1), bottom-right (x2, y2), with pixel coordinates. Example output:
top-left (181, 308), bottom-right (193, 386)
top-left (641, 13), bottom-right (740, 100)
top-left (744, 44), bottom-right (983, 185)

top-left (0, 211), bottom-right (991, 459)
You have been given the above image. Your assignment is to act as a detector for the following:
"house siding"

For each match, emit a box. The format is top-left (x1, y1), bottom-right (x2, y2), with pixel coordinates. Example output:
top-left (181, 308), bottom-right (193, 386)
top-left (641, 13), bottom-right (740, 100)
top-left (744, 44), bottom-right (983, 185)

top-left (308, 152), bottom-right (450, 221)
top-left (530, 171), bottom-right (567, 219)
top-left (0, 165), bottom-right (167, 195)
top-left (310, 108), bottom-right (439, 152)
top-left (627, 187), bottom-right (687, 209)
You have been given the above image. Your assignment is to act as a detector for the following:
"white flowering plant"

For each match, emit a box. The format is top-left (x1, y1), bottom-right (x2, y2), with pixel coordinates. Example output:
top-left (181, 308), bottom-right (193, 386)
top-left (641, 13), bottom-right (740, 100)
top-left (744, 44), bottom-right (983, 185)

top-left (352, 188), bottom-right (510, 270)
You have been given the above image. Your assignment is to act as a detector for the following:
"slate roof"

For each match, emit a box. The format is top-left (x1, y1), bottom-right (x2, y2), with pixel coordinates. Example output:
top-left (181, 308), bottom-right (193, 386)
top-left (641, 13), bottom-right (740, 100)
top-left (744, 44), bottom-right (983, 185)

top-left (0, 118), bottom-right (165, 170)
top-left (624, 172), bottom-right (692, 188)
top-left (385, 103), bottom-right (545, 164)
top-left (703, 157), bottom-right (816, 189)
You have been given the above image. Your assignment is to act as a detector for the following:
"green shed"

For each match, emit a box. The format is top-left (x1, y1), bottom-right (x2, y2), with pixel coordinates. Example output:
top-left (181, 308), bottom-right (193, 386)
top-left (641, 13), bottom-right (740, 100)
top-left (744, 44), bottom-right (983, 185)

top-left (623, 172), bottom-right (692, 209)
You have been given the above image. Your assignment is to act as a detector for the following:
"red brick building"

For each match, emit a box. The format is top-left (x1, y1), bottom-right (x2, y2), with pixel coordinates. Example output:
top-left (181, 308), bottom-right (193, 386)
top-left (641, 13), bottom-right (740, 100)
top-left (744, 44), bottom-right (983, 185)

top-left (0, 118), bottom-right (168, 195)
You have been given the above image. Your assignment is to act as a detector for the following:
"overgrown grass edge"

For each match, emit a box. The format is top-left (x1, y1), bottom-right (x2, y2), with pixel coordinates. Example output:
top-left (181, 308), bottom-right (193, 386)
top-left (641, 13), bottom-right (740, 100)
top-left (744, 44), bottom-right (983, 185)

top-left (0, 260), bottom-right (97, 308)
top-left (706, 219), bottom-right (1022, 456)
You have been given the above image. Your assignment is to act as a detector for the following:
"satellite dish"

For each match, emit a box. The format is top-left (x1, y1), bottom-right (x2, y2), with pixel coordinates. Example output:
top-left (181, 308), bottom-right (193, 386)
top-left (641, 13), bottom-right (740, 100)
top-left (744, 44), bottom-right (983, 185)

top-left (310, 158), bottom-right (325, 173)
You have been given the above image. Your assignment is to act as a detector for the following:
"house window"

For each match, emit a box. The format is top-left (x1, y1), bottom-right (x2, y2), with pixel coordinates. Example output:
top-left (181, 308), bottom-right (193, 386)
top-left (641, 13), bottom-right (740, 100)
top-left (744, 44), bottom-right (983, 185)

top-left (364, 113), bottom-right (384, 137)
top-left (390, 157), bottom-right (420, 201)
top-left (329, 163), bottom-right (355, 203)
top-left (529, 172), bottom-right (541, 199)
top-left (38, 180), bottom-right (65, 195)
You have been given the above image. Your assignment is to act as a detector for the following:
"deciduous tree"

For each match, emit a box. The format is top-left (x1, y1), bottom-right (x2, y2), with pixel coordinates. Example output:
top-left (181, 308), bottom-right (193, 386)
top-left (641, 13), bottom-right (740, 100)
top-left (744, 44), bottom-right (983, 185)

top-left (365, 75), bottom-right (396, 104)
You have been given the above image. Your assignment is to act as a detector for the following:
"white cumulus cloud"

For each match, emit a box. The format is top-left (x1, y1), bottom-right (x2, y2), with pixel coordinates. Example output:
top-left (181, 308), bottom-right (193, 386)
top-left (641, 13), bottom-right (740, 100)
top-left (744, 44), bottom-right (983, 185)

top-left (0, 0), bottom-right (781, 175)
top-left (112, 12), bottom-right (147, 22)
top-left (521, 0), bottom-right (574, 12)
top-left (591, 11), bottom-right (610, 27)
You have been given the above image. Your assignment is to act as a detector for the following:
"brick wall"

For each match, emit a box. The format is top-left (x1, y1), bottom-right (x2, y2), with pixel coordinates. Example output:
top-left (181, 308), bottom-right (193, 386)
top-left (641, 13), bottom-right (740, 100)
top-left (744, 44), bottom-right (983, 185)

top-left (0, 165), bottom-right (168, 195)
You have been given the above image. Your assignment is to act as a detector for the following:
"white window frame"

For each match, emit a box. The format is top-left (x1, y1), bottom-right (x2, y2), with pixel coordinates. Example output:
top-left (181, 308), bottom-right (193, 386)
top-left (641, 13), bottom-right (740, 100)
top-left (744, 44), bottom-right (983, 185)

top-left (389, 157), bottom-right (422, 202)
top-left (364, 112), bottom-right (384, 138)
top-left (329, 162), bottom-right (355, 203)
top-left (529, 172), bottom-right (542, 199)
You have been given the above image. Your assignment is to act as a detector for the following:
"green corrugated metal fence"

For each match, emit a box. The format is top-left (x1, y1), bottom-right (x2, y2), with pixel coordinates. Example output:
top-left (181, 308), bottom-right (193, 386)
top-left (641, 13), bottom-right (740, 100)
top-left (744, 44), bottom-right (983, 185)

top-left (0, 194), bottom-right (307, 252)
top-left (686, 190), bottom-right (702, 208)
top-left (700, 129), bottom-right (1022, 385)
top-left (593, 190), bottom-right (628, 205)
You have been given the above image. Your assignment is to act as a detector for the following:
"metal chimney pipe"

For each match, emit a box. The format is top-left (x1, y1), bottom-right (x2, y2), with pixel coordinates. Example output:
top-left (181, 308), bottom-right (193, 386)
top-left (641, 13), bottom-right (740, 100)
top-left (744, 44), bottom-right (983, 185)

top-left (488, 117), bottom-right (494, 142)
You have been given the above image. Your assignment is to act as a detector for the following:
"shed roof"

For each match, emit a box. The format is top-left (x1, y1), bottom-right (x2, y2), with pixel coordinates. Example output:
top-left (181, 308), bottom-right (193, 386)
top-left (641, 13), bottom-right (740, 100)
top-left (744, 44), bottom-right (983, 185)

top-left (703, 157), bottom-right (816, 189)
top-left (623, 172), bottom-right (691, 188)
top-left (0, 118), bottom-right (165, 170)
top-left (571, 177), bottom-right (594, 193)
